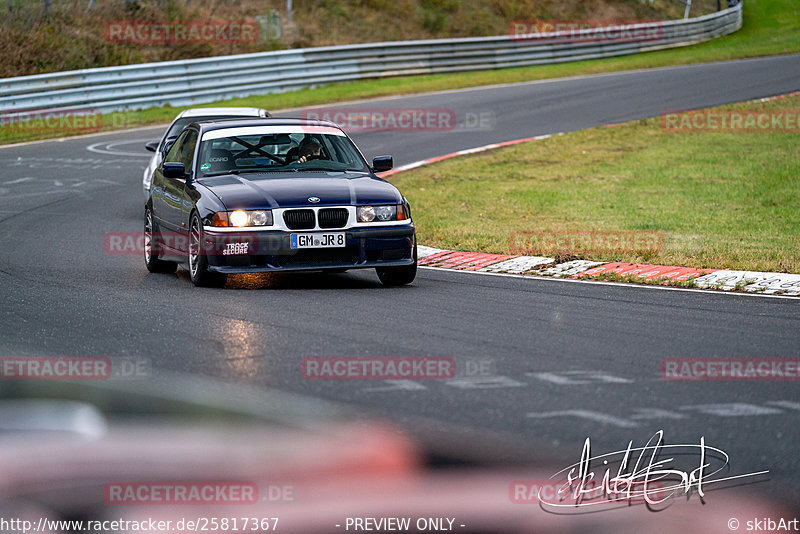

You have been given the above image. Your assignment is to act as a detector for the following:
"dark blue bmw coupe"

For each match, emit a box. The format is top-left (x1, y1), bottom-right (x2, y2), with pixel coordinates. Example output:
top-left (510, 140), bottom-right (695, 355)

top-left (144, 118), bottom-right (416, 287)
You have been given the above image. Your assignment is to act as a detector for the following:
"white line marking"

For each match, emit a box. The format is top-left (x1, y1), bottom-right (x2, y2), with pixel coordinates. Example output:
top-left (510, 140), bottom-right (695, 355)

top-left (527, 371), bottom-right (633, 385)
top-left (419, 265), bottom-right (800, 300)
top-left (385, 134), bottom-right (558, 177)
top-left (86, 139), bottom-right (153, 157)
top-left (680, 403), bottom-right (783, 417)
top-left (526, 410), bottom-right (639, 428)
top-left (766, 401), bottom-right (800, 412)
top-left (629, 408), bottom-right (686, 420)
top-left (4, 177), bottom-right (34, 185)
top-left (446, 376), bottom-right (526, 389)
top-left (363, 380), bottom-right (427, 392)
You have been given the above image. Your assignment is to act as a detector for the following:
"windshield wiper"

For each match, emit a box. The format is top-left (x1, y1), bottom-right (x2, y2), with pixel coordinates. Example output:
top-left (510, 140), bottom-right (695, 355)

top-left (202, 169), bottom-right (241, 177)
top-left (243, 167), bottom-right (298, 172)
top-left (202, 168), bottom-right (299, 177)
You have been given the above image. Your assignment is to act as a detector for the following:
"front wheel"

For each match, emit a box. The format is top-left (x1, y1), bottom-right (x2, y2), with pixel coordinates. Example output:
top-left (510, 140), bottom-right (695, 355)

top-left (376, 243), bottom-right (417, 286)
top-left (144, 206), bottom-right (177, 274)
top-left (188, 213), bottom-right (227, 288)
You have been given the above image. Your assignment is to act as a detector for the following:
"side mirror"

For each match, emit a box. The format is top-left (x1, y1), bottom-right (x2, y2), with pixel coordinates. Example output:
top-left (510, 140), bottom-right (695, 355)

top-left (145, 141), bottom-right (159, 152)
top-left (372, 155), bottom-right (393, 172)
top-left (162, 162), bottom-right (186, 179)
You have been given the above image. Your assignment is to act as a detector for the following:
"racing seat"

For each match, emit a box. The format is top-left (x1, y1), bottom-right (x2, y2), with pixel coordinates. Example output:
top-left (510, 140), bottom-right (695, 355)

top-left (208, 148), bottom-right (236, 173)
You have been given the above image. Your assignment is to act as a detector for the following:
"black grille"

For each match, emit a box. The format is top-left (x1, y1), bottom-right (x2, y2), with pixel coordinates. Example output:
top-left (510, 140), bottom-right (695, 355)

top-left (317, 208), bottom-right (348, 228)
top-left (283, 209), bottom-right (315, 230)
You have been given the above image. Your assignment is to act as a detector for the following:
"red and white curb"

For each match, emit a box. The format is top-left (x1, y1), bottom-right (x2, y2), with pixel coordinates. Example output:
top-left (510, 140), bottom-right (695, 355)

top-left (417, 246), bottom-right (800, 296)
top-left (692, 270), bottom-right (800, 294)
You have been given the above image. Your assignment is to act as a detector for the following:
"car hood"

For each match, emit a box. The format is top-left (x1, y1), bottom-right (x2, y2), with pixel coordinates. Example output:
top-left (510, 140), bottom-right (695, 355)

top-left (196, 172), bottom-right (403, 210)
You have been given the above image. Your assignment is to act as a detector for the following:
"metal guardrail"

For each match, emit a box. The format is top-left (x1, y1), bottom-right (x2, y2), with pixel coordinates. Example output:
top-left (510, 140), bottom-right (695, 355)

top-left (0, 4), bottom-right (742, 116)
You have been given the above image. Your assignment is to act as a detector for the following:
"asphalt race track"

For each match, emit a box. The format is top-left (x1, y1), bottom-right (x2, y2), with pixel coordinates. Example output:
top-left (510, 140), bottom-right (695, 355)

top-left (1, 54), bottom-right (799, 506)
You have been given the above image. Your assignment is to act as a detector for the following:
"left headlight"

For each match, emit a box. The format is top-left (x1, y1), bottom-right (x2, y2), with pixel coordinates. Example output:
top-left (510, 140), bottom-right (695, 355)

top-left (211, 210), bottom-right (273, 227)
top-left (357, 204), bottom-right (407, 223)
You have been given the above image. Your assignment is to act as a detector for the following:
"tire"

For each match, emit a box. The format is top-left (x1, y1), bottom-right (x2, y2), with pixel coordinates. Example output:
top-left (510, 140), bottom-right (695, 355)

top-left (144, 206), bottom-right (177, 274)
top-left (376, 242), bottom-right (417, 286)
top-left (188, 212), bottom-right (227, 288)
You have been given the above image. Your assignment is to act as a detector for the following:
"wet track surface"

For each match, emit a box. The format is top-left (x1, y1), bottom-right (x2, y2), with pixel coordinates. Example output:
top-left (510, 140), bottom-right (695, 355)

top-left (1, 54), bottom-right (799, 506)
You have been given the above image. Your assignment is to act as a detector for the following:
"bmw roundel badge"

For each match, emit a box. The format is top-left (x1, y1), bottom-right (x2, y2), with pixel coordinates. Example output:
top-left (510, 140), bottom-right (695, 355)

top-left (308, 197), bottom-right (320, 203)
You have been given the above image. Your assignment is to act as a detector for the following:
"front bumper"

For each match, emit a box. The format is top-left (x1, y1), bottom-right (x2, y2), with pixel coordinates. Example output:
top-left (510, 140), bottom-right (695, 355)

top-left (202, 224), bottom-right (416, 273)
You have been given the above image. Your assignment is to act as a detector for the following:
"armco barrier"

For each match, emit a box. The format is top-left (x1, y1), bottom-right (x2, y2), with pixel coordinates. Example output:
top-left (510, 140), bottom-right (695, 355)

top-left (0, 4), bottom-right (742, 117)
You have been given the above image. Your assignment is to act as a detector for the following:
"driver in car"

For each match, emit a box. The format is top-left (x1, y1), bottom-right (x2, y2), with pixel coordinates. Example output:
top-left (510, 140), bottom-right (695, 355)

top-left (297, 138), bottom-right (323, 163)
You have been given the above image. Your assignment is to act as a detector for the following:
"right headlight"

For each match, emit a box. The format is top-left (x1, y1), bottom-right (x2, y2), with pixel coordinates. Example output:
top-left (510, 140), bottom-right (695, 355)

top-left (356, 204), bottom-right (407, 223)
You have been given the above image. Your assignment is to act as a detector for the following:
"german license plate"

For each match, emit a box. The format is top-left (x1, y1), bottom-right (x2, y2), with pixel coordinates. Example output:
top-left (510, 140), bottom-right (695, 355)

top-left (290, 233), bottom-right (345, 249)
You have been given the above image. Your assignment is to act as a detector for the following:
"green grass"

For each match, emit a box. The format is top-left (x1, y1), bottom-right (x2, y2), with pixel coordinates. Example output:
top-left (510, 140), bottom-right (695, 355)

top-left (392, 95), bottom-right (800, 273)
top-left (2, 0), bottom-right (798, 146)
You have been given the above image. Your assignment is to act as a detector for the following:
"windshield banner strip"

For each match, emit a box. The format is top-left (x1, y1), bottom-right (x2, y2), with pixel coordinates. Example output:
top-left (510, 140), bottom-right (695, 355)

top-left (201, 125), bottom-right (345, 140)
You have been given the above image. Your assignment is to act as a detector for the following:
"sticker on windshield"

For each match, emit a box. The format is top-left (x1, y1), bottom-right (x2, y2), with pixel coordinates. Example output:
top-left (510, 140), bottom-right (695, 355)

top-left (200, 163), bottom-right (211, 171)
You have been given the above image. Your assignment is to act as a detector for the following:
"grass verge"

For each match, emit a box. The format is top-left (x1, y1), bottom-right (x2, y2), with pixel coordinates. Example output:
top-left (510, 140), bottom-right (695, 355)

top-left (2, 0), bottom-right (798, 146)
top-left (392, 94), bottom-right (800, 273)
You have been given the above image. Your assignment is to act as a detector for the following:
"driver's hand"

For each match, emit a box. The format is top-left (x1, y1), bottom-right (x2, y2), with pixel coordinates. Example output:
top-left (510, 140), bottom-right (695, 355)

top-left (298, 155), bottom-right (308, 163)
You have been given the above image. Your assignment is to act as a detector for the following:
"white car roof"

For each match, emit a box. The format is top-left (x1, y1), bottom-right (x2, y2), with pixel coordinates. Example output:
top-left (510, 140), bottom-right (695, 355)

top-left (177, 107), bottom-right (268, 118)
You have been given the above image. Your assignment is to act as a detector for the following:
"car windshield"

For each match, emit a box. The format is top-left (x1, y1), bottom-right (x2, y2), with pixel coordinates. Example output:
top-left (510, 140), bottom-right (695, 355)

top-left (197, 126), bottom-right (369, 176)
